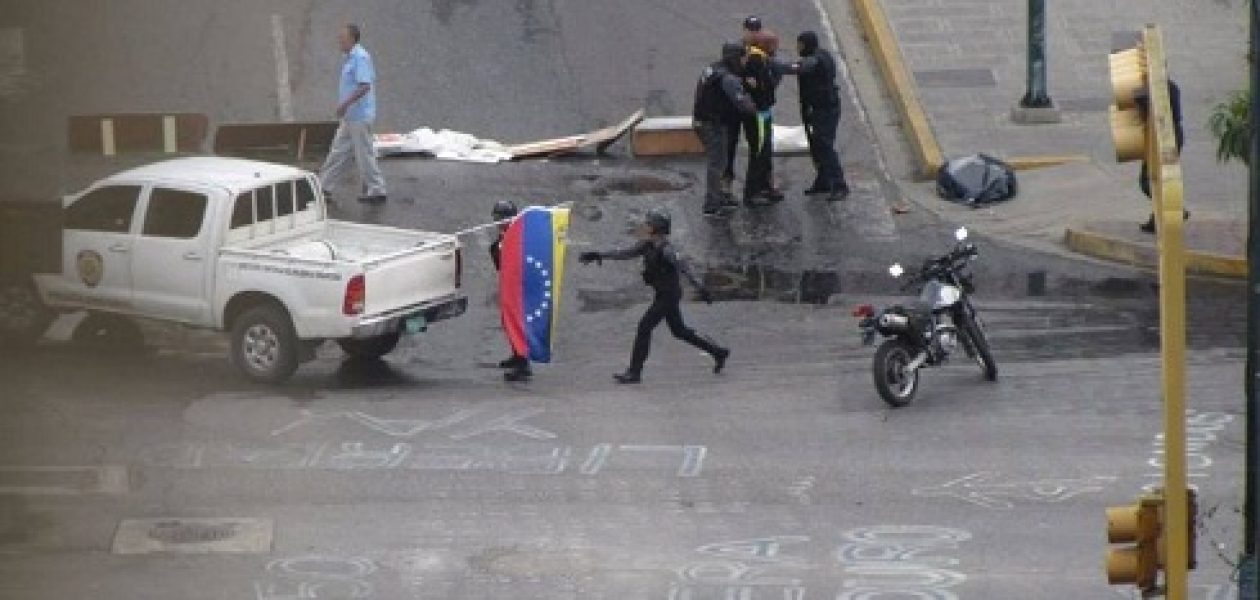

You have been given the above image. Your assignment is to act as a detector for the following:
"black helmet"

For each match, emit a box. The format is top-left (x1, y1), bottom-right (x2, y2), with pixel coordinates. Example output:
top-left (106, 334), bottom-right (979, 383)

top-left (491, 199), bottom-right (518, 220)
top-left (645, 208), bottom-right (671, 235)
top-left (743, 15), bottom-right (763, 32)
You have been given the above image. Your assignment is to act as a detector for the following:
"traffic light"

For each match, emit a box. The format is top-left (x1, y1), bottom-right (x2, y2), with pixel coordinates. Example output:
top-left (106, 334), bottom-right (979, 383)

top-left (1107, 45), bottom-right (1148, 162)
top-left (1105, 494), bottom-right (1163, 591)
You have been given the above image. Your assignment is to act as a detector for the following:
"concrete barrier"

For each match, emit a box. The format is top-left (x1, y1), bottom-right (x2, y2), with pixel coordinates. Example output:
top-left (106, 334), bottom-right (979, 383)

top-left (68, 113), bottom-right (208, 155)
top-left (213, 121), bottom-right (338, 161)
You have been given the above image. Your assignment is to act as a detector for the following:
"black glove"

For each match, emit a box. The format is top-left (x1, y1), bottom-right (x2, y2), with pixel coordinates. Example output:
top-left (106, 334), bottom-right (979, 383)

top-left (698, 288), bottom-right (714, 304)
top-left (578, 251), bottom-right (602, 265)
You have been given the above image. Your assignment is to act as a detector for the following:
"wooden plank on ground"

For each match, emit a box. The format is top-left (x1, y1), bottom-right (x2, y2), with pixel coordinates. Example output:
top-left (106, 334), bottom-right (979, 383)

top-left (507, 135), bottom-right (583, 159)
top-left (582, 109), bottom-right (646, 154)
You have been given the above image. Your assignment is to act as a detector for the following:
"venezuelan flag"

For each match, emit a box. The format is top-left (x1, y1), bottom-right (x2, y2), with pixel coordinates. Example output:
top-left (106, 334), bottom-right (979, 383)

top-left (499, 206), bottom-right (570, 363)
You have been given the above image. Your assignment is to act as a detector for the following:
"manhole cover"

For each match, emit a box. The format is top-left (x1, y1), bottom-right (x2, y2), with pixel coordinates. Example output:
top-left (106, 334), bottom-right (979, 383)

top-left (147, 520), bottom-right (238, 544)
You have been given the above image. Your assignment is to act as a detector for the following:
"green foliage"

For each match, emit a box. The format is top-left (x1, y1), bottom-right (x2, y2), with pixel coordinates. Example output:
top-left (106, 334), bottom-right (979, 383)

top-left (1209, 89), bottom-right (1252, 165)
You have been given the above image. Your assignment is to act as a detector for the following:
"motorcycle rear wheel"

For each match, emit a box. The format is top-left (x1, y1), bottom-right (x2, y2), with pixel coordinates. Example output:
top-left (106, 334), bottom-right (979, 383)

top-left (873, 338), bottom-right (919, 408)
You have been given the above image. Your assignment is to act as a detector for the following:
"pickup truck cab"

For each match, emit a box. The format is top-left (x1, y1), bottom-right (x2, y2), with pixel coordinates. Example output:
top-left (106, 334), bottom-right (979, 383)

top-left (1, 157), bottom-right (465, 382)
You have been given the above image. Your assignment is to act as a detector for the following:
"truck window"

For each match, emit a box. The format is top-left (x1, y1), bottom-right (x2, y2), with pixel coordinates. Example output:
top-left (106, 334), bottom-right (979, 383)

top-left (296, 178), bottom-right (316, 212)
top-left (65, 185), bottom-right (140, 233)
top-left (276, 181), bottom-right (294, 217)
top-left (256, 185), bottom-right (275, 222)
top-left (231, 193), bottom-right (252, 229)
top-left (143, 188), bottom-right (207, 239)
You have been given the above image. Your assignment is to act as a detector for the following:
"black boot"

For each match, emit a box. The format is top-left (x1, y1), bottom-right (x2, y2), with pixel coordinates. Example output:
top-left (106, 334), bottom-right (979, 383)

top-left (499, 355), bottom-right (526, 368)
top-left (1139, 214), bottom-right (1155, 233)
top-left (613, 371), bottom-right (642, 384)
top-left (712, 347), bottom-right (730, 374)
top-left (504, 364), bottom-right (532, 382)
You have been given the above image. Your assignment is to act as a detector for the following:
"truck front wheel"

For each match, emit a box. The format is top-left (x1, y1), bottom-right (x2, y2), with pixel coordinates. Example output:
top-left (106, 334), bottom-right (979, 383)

top-left (230, 304), bottom-right (298, 383)
top-left (337, 331), bottom-right (401, 360)
top-left (0, 279), bottom-right (53, 348)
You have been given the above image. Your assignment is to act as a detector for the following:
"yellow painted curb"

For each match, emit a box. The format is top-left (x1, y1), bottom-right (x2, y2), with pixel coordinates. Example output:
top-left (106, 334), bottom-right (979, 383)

top-left (853, 0), bottom-right (943, 179)
top-left (1005, 154), bottom-right (1089, 171)
top-left (1064, 227), bottom-right (1247, 279)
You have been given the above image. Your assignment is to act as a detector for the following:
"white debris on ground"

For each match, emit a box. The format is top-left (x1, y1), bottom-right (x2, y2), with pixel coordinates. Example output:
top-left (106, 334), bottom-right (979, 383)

top-left (374, 127), bottom-right (513, 163)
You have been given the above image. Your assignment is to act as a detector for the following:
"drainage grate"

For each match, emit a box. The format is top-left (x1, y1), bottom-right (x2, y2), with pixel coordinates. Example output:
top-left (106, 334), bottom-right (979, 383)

top-left (112, 517), bottom-right (273, 554)
top-left (147, 520), bottom-right (239, 545)
top-left (914, 68), bottom-right (996, 88)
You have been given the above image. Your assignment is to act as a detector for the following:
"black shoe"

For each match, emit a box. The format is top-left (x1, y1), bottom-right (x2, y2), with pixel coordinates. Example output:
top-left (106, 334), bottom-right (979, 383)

top-left (499, 355), bottom-right (526, 368)
top-left (712, 347), bottom-right (730, 374)
top-left (358, 194), bottom-right (387, 203)
top-left (803, 185), bottom-right (828, 196)
top-left (1139, 214), bottom-right (1155, 233)
top-left (613, 371), bottom-right (642, 384)
top-left (766, 188), bottom-right (785, 203)
top-left (827, 187), bottom-right (851, 202)
top-left (504, 366), bottom-right (532, 382)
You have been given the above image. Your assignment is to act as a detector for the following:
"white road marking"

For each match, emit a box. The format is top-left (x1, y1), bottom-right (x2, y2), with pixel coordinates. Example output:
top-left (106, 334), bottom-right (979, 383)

top-left (0, 465), bottom-right (128, 495)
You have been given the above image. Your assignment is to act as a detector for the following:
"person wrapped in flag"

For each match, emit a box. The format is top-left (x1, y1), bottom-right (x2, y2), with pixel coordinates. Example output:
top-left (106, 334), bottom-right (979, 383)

top-left (577, 209), bottom-right (730, 384)
top-left (497, 204), bottom-right (570, 381)
top-left (489, 200), bottom-right (531, 381)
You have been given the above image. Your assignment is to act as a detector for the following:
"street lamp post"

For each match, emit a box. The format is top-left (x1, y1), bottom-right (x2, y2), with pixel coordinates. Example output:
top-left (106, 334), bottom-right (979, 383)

top-left (1012, 0), bottom-right (1061, 123)
top-left (1243, 1), bottom-right (1260, 598)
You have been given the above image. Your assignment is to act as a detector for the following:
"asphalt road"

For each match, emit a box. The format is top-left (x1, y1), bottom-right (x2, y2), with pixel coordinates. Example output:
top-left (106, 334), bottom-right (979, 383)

top-left (0, 1), bottom-right (1251, 599)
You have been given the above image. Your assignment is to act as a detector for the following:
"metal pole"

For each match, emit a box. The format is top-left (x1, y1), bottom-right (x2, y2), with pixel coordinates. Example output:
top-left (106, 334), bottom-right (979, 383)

top-left (1242, 1), bottom-right (1260, 597)
top-left (1020, 0), bottom-right (1053, 108)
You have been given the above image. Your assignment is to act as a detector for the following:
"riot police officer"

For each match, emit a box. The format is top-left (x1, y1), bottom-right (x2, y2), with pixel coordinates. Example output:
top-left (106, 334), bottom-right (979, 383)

top-left (490, 199), bottom-right (531, 382)
top-left (577, 209), bottom-right (730, 384)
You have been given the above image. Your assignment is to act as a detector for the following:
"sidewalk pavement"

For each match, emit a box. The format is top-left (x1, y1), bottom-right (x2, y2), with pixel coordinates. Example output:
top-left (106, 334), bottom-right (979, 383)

top-left (825, 0), bottom-right (1250, 278)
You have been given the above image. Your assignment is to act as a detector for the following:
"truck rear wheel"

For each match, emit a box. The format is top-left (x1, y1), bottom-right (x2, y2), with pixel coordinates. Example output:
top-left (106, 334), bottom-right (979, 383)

top-left (230, 304), bottom-right (298, 383)
top-left (72, 312), bottom-right (145, 352)
top-left (0, 279), bottom-right (53, 348)
top-left (337, 332), bottom-right (401, 360)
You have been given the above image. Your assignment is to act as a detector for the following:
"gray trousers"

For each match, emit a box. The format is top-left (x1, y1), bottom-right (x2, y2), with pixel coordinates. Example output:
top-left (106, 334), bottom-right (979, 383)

top-left (695, 121), bottom-right (732, 211)
top-left (320, 119), bottom-right (387, 198)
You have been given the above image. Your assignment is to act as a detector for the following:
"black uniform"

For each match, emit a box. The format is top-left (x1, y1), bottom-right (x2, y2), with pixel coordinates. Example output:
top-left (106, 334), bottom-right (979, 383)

top-left (793, 31), bottom-right (850, 197)
top-left (693, 46), bottom-right (757, 214)
top-left (585, 239), bottom-right (727, 380)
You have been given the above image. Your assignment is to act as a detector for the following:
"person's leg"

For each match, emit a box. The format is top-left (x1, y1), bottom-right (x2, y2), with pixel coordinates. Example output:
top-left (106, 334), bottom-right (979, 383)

top-left (813, 107), bottom-right (848, 197)
top-left (619, 296), bottom-right (668, 381)
top-left (723, 120), bottom-right (740, 190)
top-left (804, 114), bottom-right (826, 192)
top-left (319, 122), bottom-right (355, 196)
top-left (699, 124), bottom-right (731, 213)
top-left (742, 114), bottom-right (770, 200)
top-left (662, 298), bottom-right (729, 373)
top-left (348, 121), bottom-right (387, 199)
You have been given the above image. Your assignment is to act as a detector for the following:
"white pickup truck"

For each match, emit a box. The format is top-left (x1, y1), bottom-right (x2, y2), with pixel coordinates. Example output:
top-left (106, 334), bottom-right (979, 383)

top-left (0, 157), bottom-right (466, 382)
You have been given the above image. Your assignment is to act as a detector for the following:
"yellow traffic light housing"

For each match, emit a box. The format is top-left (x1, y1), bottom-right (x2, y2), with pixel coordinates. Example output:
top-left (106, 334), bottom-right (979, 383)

top-left (1105, 494), bottom-right (1163, 591)
top-left (1108, 46), bottom-right (1148, 162)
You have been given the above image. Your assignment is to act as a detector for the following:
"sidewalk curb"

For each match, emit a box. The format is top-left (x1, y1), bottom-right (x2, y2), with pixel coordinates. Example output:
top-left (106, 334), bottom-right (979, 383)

top-left (851, 0), bottom-right (942, 179)
top-left (1064, 226), bottom-right (1247, 279)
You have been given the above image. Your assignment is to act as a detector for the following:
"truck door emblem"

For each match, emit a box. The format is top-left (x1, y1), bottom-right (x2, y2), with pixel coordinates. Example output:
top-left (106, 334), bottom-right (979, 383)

top-left (77, 250), bottom-right (104, 288)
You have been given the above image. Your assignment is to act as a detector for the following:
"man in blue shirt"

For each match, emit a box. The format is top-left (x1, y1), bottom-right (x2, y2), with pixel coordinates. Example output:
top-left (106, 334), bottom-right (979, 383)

top-left (320, 24), bottom-right (387, 203)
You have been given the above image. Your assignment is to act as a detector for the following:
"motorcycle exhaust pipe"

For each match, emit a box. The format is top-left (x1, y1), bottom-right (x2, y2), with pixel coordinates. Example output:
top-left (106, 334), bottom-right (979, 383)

top-left (878, 313), bottom-right (909, 329)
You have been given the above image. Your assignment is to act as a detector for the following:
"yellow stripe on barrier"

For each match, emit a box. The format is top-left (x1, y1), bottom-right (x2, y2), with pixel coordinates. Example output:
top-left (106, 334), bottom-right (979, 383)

top-left (100, 118), bottom-right (116, 156)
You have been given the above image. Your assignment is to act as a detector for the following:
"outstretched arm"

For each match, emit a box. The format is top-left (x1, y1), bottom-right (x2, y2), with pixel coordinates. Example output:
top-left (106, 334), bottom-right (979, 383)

top-left (579, 240), bottom-right (650, 264)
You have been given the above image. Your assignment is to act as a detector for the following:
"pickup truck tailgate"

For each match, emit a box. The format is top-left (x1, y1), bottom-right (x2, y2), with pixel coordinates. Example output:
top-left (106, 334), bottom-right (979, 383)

top-left (361, 239), bottom-right (459, 316)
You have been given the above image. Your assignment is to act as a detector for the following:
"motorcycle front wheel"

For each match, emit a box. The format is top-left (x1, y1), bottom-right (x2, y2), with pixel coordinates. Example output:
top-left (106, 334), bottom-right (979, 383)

top-left (959, 312), bottom-right (998, 381)
top-left (873, 338), bottom-right (919, 407)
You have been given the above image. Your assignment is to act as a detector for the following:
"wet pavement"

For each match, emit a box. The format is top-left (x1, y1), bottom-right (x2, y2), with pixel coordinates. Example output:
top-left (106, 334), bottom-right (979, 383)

top-left (0, 1), bottom-right (1250, 598)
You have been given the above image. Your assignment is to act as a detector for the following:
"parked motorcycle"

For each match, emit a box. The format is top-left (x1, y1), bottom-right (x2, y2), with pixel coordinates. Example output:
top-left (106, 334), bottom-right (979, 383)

top-left (853, 227), bottom-right (997, 407)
